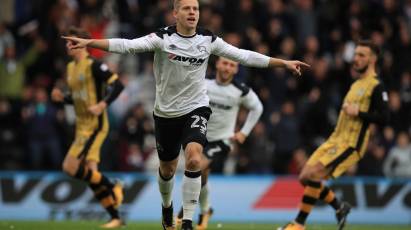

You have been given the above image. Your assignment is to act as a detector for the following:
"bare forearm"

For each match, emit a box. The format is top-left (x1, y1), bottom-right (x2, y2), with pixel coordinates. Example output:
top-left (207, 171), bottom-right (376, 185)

top-left (88, 39), bottom-right (110, 51)
top-left (268, 58), bottom-right (286, 68)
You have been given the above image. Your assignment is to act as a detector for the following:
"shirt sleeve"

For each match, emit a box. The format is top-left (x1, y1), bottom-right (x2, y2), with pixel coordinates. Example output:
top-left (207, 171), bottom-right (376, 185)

top-left (210, 37), bottom-right (270, 68)
top-left (91, 60), bottom-right (114, 82)
top-left (358, 83), bottom-right (390, 125)
top-left (91, 61), bottom-right (124, 105)
top-left (239, 89), bottom-right (264, 136)
top-left (108, 33), bottom-right (163, 54)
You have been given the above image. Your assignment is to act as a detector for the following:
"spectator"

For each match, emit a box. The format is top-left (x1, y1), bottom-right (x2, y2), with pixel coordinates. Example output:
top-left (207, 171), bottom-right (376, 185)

top-left (0, 98), bottom-right (24, 169)
top-left (244, 121), bottom-right (274, 174)
top-left (0, 36), bottom-right (45, 100)
top-left (119, 143), bottom-right (145, 172)
top-left (293, 0), bottom-right (317, 44)
top-left (358, 143), bottom-right (386, 176)
top-left (21, 87), bottom-right (63, 170)
top-left (287, 148), bottom-right (308, 175)
top-left (388, 91), bottom-right (409, 132)
top-left (383, 132), bottom-right (411, 178)
top-left (0, 22), bottom-right (14, 59)
top-left (270, 101), bottom-right (300, 174)
top-left (299, 87), bottom-right (332, 150)
top-left (399, 71), bottom-right (411, 110)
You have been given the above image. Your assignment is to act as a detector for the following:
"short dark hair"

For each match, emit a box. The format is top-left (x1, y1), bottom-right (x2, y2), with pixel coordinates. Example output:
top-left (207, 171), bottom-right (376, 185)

top-left (66, 26), bottom-right (91, 39)
top-left (356, 40), bottom-right (380, 57)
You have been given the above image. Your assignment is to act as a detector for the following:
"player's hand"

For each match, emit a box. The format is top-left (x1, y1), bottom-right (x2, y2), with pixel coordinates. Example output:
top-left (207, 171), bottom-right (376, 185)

top-left (284, 60), bottom-right (310, 76)
top-left (343, 103), bottom-right (359, 116)
top-left (51, 88), bottom-right (64, 102)
top-left (230, 132), bottom-right (247, 144)
top-left (61, 36), bottom-right (91, 49)
top-left (88, 101), bottom-right (107, 116)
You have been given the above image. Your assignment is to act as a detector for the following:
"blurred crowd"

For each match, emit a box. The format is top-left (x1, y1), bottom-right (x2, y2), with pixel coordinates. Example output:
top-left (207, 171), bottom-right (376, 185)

top-left (0, 0), bottom-right (410, 178)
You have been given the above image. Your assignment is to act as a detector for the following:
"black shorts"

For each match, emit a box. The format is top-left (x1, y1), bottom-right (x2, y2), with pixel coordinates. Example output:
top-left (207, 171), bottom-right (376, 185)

top-left (154, 106), bottom-right (212, 162)
top-left (203, 140), bottom-right (231, 160)
top-left (204, 140), bottom-right (231, 173)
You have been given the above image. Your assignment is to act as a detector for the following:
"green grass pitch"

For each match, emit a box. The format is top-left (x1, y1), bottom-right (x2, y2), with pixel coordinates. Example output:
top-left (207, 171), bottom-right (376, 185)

top-left (1, 221), bottom-right (409, 230)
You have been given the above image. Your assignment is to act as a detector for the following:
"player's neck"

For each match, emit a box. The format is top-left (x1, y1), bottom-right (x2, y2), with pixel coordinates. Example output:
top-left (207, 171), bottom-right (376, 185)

top-left (215, 76), bottom-right (231, 85)
top-left (176, 24), bottom-right (196, 37)
top-left (73, 51), bottom-right (89, 62)
top-left (359, 67), bottom-right (376, 79)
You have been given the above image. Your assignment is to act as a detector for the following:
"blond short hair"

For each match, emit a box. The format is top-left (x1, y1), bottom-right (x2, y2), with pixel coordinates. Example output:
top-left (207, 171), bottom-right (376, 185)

top-left (174, 0), bottom-right (181, 9)
top-left (173, 0), bottom-right (199, 10)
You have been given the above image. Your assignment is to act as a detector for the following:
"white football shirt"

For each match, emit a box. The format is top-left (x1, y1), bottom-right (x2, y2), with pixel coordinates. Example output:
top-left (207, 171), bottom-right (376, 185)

top-left (206, 78), bottom-right (263, 142)
top-left (108, 26), bottom-right (270, 118)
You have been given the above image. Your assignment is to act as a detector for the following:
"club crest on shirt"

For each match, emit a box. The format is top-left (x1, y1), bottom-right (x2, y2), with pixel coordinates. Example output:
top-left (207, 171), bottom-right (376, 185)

top-left (78, 74), bottom-right (86, 82)
top-left (197, 45), bottom-right (209, 54)
top-left (328, 146), bottom-right (338, 155)
top-left (357, 88), bottom-right (366, 96)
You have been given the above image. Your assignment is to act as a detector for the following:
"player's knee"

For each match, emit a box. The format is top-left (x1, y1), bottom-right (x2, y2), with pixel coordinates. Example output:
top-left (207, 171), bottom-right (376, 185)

top-left (62, 160), bottom-right (76, 176)
top-left (186, 156), bottom-right (201, 170)
top-left (300, 169), bottom-right (326, 186)
top-left (159, 165), bottom-right (176, 179)
top-left (161, 170), bottom-right (175, 179)
top-left (299, 169), bottom-right (315, 185)
top-left (298, 173), bottom-right (309, 186)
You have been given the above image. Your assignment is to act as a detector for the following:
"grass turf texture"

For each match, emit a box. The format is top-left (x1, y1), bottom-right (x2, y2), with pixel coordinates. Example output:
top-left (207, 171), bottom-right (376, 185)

top-left (1, 221), bottom-right (409, 230)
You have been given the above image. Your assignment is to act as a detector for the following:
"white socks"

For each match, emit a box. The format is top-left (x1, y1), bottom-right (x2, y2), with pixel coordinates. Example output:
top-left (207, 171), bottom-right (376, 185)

top-left (199, 183), bottom-right (210, 214)
top-left (158, 169), bottom-right (174, 208)
top-left (182, 170), bottom-right (201, 221)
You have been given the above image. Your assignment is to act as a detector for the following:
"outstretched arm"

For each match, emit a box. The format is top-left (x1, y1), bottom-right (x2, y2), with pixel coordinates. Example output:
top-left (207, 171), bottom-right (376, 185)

top-left (268, 58), bottom-right (309, 76)
top-left (62, 36), bottom-right (110, 51)
top-left (62, 33), bottom-right (162, 54)
top-left (211, 37), bottom-right (310, 76)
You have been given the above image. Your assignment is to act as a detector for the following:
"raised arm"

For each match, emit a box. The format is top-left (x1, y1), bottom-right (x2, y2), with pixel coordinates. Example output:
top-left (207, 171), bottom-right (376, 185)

top-left (62, 33), bottom-right (163, 54)
top-left (211, 37), bottom-right (309, 76)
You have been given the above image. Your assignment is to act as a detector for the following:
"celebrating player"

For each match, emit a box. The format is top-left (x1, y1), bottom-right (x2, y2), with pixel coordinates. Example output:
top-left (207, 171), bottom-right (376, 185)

top-left (61, 0), bottom-right (309, 229)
